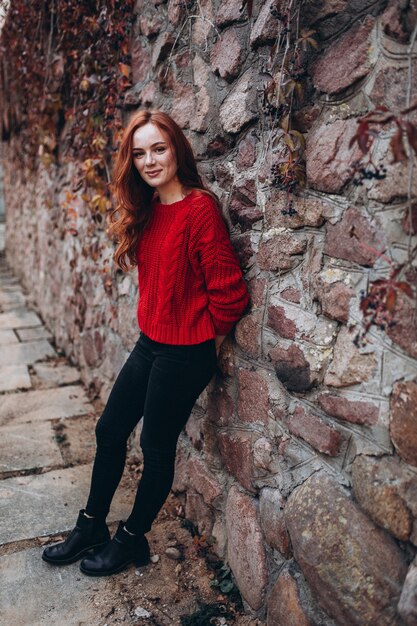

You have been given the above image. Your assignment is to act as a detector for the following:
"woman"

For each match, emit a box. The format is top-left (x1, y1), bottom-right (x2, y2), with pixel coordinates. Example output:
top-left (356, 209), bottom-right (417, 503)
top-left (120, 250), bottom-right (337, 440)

top-left (42, 109), bottom-right (249, 576)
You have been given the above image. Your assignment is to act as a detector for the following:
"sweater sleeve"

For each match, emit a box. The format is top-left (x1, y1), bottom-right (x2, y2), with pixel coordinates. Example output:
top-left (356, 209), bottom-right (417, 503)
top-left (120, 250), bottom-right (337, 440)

top-left (189, 197), bottom-right (250, 335)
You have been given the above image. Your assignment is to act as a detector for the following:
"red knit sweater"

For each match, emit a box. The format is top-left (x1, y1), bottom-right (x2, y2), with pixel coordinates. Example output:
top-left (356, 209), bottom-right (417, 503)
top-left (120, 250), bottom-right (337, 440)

top-left (136, 189), bottom-right (250, 345)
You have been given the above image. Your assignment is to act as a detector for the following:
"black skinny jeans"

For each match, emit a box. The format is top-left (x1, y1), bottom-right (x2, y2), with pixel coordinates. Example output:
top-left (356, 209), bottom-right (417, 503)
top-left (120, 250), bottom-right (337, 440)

top-left (85, 331), bottom-right (217, 535)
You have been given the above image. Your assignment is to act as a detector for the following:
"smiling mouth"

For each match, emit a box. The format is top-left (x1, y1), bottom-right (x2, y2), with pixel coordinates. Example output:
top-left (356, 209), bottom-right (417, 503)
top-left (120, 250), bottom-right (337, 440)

top-left (146, 170), bottom-right (162, 175)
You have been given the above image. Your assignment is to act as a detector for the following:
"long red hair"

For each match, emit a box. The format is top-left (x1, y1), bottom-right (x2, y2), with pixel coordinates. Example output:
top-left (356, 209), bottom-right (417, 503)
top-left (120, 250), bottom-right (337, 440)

top-left (108, 109), bottom-right (220, 272)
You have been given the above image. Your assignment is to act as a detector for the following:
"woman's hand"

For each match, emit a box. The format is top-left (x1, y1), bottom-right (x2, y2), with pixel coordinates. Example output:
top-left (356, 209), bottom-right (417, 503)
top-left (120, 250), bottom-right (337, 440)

top-left (215, 335), bottom-right (226, 356)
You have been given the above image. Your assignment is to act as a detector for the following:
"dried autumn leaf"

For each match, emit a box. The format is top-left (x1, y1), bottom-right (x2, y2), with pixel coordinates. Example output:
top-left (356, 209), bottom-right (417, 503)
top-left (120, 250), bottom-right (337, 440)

top-left (396, 281), bottom-right (413, 298)
top-left (296, 29), bottom-right (318, 50)
top-left (386, 288), bottom-right (397, 312)
top-left (118, 63), bottom-right (130, 78)
top-left (405, 121), bottom-right (417, 156)
top-left (281, 114), bottom-right (289, 132)
top-left (390, 125), bottom-right (408, 162)
top-left (289, 130), bottom-right (306, 149)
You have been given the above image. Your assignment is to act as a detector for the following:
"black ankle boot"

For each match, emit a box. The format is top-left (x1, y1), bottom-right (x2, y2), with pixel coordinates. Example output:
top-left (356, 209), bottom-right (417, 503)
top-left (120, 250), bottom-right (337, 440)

top-left (42, 509), bottom-right (110, 565)
top-left (79, 522), bottom-right (150, 576)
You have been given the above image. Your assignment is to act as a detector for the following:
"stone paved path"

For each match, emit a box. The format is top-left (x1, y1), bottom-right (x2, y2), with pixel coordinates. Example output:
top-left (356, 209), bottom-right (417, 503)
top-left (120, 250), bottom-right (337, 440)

top-left (0, 227), bottom-right (133, 625)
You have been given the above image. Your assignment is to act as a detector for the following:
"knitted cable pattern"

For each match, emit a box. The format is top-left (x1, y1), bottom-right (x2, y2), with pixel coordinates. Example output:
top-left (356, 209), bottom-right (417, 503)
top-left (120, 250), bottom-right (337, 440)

top-left (136, 190), bottom-right (249, 345)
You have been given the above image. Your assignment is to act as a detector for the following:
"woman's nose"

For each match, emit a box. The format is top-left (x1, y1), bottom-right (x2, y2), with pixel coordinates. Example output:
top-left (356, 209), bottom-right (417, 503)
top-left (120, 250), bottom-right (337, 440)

top-left (145, 152), bottom-right (155, 165)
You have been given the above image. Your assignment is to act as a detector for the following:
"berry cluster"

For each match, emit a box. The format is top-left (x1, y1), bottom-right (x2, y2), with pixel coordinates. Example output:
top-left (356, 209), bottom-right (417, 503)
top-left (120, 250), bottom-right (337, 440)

top-left (281, 202), bottom-right (298, 217)
top-left (351, 161), bottom-right (387, 186)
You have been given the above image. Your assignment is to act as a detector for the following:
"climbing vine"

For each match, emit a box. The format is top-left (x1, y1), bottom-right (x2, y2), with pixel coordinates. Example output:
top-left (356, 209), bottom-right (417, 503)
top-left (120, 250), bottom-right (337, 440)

top-left (0, 0), bottom-right (135, 227)
top-left (259, 0), bottom-right (316, 214)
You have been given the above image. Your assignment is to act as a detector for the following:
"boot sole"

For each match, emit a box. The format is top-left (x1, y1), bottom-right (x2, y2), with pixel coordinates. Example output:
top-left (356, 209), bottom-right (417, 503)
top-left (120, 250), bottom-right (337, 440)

top-left (41, 541), bottom-right (110, 566)
top-left (79, 555), bottom-right (150, 577)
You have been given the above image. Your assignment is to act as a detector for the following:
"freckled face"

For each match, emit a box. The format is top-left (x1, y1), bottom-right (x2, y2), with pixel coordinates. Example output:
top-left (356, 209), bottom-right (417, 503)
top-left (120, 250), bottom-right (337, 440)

top-left (132, 123), bottom-right (179, 190)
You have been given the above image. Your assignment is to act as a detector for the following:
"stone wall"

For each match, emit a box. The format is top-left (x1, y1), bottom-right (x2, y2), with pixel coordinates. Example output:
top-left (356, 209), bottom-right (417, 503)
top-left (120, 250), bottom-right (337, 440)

top-left (3, 0), bottom-right (417, 623)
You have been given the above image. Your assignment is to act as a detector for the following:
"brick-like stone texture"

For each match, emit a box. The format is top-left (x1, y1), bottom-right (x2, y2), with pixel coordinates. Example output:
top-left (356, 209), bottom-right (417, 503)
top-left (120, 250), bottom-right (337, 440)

top-left (285, 406), bottom-right (341, 456)
top-left (318, 393), bottom-right (379, 425)
top-left (311, 16), bottom-right (375, 94)
top-left (267, 570), bottom-right (312, 626)
top-left (285, 472), bottom-right (407, 626)
top-left (390, 381), bottom-right (417, 467)
top-left (259, 487), bottom-right (290, 556)
top-left (352, 455), bottom-right (417, 543)
top-left (226, 486), bottom-right (268, 610)
top-left (398, 557), bottom-right (417, 626)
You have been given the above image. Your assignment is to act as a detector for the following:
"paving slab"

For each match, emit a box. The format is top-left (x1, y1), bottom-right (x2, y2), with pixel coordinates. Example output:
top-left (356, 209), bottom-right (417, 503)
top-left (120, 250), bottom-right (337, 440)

top-left (0, 291), bottom-right (26, 307)
top-left (0, 547), bottom-right (105, 626)
top-left (0, 421), bottom-right (62, 473)
top-left (0, 339), bottom-right (56, 366)
top-left (0, 282), bottom-right (23, 291)
top-left (16, 326), bottom-right (53, 342)
top-left (0, 310), bottom-right (42, 329)
top-left (33, 362), bottom-right (80, 387)
top-left (0, 385), bottom-right (93, 427)
top-left (0, 464), bottom-right (133, 544)
top-left (0, 329), bottom-right (18, 345)
top-left (0, 365), bottom-right (32, 392)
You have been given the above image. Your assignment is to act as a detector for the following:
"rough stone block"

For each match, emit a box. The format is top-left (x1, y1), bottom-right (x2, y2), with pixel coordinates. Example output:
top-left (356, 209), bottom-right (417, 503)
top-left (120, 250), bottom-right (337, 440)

top-left (226, 486), bottom-right (268, 611)
top-left (264, 190), bottom-right (326, 230)
top-left (215, 0), bottom-right (246, 27)
top-left (207, 382), bottom-right (236, 426)
top-left (219, 70), bottom-right (258, 134)
top-left (390, 380), bottom-right (417, 467)
top-left (259, 487), bottom-right (290, 557)
top-left (267, 305), bottom-right (297, 339)
top-left (217, 430), bottom-right (258, 494)
top-left (319, 281), bottom-right (355, 323)
top-left (306, 119), bottom-right (363, 193)
top-left (185, 491), bottom-right (214, 538)
top-left (285, 406), bottom-right (341, 456)
top-left (151, 31), bottom-right (175, 67)
top-left (398, 557), bottom-right (417, 626)
top-left (236, 132), bottom-right (258, 169)
top-left (210, 28), bottom-right (243, 81)
top-left (324, 208), bottom-right (386, 267)
top-left (311, 16), bottom-right (375, 94)
top-left (235, 310), bottom-right (262, 359)
top-left (171, 82), bottom-right (195, 129)
top-left (237, 368), bottom-right (270, 425)
top-left (387, 292), bottom-right (417, 360)
top-left (324, 326), bottom-right (377, 387)
top-left (352, 455), bottom-right (417, 543)
top-left (250, 0), bottom-right (281, 47)
top-left (270, 344), bottom-right (316, 392)
top-left (258, 232), bottom-right (306, 271)
top-left (318, 393), bottom-right (379, 425)
top-left (267, 570), bottom-right (312, 626)
top-left (284, 472), bottom-right (407, 626)
top-left (186, 456), bottom-right (223, 505)
top-left (228, 180), bottom-right (262, 232)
